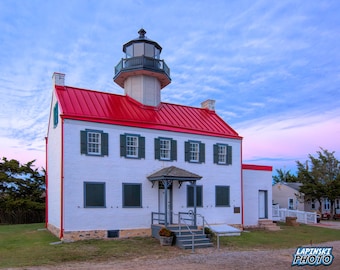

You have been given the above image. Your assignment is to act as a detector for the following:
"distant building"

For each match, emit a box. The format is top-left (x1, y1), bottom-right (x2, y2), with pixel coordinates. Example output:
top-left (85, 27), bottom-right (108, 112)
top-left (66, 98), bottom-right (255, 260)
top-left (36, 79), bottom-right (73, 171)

top-left (46, 29), bottom-right (273, 241)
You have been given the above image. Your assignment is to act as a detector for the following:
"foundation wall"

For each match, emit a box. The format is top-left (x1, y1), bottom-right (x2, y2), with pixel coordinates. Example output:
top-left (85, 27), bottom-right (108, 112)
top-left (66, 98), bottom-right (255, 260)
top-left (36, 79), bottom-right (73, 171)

top-left (47, 224), bottom-right (151, 241)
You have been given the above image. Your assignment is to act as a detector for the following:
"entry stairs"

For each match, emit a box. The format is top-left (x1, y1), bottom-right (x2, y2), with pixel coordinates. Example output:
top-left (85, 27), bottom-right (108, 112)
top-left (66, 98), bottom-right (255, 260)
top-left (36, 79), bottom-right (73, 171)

top-left (169, 225), bottom-right (213, 249)
top-left (258, 219), bottom-right (281, 231)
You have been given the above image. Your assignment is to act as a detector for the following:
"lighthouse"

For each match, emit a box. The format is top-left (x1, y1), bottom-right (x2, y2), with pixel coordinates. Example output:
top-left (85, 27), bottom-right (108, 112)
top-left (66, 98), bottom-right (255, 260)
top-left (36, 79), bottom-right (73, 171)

top-left (113, 29), bottom-right (171, 107)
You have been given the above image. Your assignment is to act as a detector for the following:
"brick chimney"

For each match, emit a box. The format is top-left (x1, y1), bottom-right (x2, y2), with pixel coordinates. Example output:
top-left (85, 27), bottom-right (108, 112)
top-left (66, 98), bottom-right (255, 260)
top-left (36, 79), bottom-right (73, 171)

top-left (201, 99), bottom-right (215, 111)
top-left (52, 72), bottom-right (65, 86)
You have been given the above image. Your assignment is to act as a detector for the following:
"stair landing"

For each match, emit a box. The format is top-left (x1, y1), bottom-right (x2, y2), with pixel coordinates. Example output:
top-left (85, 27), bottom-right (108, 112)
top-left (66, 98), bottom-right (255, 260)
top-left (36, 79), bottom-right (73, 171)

top-left (258, 219), bottom-right (281, 231)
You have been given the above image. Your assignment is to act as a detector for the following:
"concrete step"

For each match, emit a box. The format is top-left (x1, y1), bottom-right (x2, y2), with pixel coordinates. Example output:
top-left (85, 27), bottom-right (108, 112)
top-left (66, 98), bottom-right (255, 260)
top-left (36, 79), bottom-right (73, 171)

top-left (258, 219), bottom-right (281, 231)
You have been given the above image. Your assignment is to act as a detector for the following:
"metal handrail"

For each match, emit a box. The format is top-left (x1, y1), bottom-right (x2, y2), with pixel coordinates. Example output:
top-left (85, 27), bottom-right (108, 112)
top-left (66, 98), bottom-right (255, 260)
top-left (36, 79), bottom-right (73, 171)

top-left (151, 212), bottom-right (166, 225)
top-left (173, 212), bottom-right (196, 253)
top-left (114, 56), bottom-right (171, 78)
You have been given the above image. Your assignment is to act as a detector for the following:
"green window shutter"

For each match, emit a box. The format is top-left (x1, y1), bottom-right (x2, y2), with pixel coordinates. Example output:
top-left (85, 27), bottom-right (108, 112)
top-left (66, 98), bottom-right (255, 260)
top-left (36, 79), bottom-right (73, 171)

top-left (184, 141), bottom-right (190, 162)
top-left (216, 186), bottom-right (230, 207)
top-left (138, 136), bottom-right (145, 159)
top-left (120, 134), bottom-right (126, 157)
top-left (213, 144), bottom-right (218, 164)
top-left (101, 132), bottom-right (109, 156)
top-left (227, 145), bottom-right (232, 165)
top-left (171, 139), bottom-right (177, 161)
top-left (154, 138), bottom-right (160, 160)
top-left (199, 142), bottom-right (205, 163)
top-left (53, 102), bottom-right (58, 128)
top-left (84, 182), bottom-right (106, 208)
top-left (80, 131), bottom-right (87, 154)
top-left (187, 185), bottom-right (203, 207)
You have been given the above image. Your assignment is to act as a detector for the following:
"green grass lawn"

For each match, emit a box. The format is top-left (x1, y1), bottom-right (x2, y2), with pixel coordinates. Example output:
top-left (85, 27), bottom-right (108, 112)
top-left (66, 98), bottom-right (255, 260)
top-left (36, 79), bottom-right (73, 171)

top-left (1, 222), bottom-right (340, 268)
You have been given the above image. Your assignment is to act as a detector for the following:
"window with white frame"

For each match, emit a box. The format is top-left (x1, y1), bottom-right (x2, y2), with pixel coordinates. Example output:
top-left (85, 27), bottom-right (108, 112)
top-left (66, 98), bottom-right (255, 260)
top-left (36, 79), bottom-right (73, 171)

top-left (185, 141), bottom-right (205, 163)
top-left (218, 145), bottom-right (227, 164)
top-left (126, 135), bottom-right (138, 157)
top-left (190, 142), bottom-right (199, 162)
top-left (87, 132), bottom-right (101, 155)
top-left (160, 139), bottom-right (171, 160)
top-left (120, 134), bottom-right (145, 159)
top-left (213, 143), bottom-right (232, 165)
top-left (288, 198), bottom-right (294, 209)
top-left (80, 129), bottom-right (108, 156)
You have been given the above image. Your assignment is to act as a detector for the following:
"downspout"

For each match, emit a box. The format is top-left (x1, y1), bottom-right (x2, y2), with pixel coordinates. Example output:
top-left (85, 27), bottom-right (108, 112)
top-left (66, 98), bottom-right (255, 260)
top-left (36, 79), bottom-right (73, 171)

top-left (60, 118), bottom-right (64, 239)
top-left (240, 139), bottom-right (244, 228)
top-left (45, 136), bottom-right (48, 228)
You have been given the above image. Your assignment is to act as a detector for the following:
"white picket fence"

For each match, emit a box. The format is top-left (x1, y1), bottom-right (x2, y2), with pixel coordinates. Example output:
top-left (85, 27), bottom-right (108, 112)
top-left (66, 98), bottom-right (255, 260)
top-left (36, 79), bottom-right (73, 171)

top-left (272, 205), bottom-right (317, 224)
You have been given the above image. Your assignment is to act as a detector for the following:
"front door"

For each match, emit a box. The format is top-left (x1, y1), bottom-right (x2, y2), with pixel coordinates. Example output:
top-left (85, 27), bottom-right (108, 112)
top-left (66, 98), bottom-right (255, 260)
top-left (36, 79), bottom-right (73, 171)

top-left (159, 184), bottom-right (172, 224)
top-left (258, 190), bottom-right (268, 219)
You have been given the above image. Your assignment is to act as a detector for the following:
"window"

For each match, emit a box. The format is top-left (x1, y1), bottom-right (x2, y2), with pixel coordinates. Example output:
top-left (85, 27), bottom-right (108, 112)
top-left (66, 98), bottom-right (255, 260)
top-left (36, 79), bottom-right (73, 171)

top-left (311, 199), bottom-right (316, 210)
top-left (53, 102), bottom-right (58, 128)
top-left (123, 183), bottom-right (142, 208)
top-left (84, 182), bottom-right (105, 208)
top-left (126, 135), bottom-right (138, 157)
top-left (154, 137), bottom-right (177, 161)
top-left (288, 198), bottom-right (294, 209)
top-left (324, 199), bottom-right (330, 210)
top-left (80, 130), bottom-right (108, 156)
top-left (120, 134), bottom-right (145, 159)
top-left (213, 144), bottom-right (232, 165)
top-left (185, 141), bottom-right (205, 163)
top-left (187, 185), bottom-right (203, 207)
top-left (215, 186), bottom-right (230, 207)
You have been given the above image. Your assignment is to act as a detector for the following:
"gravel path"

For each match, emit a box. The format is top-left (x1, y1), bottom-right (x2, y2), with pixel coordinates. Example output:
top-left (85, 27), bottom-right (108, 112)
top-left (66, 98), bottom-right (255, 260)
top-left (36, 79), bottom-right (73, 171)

top-left (11, 241), bottom-right (340, 270)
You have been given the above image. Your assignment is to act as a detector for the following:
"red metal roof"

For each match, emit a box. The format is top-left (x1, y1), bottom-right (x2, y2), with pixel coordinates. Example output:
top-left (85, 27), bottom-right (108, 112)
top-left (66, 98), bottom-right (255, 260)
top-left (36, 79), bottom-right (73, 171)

top-left (55, 85), bottom-right (241, 139)
top-left (242, 164), bottom-right (273, 171)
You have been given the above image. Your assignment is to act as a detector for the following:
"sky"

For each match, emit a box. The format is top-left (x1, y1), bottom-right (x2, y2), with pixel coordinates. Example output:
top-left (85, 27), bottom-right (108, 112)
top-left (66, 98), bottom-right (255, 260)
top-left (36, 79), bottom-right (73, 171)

top-left (0, 0), bottom-right (339, 174)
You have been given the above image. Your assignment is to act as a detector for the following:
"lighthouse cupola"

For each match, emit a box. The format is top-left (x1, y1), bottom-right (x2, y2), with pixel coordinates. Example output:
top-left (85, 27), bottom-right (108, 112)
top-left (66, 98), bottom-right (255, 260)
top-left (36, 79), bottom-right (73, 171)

top-left (113, 29), bottom-right (171, 106)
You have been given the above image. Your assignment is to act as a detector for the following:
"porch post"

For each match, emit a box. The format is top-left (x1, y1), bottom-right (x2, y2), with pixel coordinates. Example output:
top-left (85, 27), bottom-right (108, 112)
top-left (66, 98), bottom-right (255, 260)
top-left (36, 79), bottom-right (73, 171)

top-left (193, 181), bottom-right (197, 226)
top-left (164, 180), bottom-right (168, 228)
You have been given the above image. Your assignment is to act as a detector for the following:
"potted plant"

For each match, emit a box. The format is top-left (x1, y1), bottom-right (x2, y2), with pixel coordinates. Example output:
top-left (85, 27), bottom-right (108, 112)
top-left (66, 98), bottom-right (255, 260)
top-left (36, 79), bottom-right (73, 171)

top-left (159, 227), bottom-right (174, 246)
top-left (204, 227), bottom-right (214, 240)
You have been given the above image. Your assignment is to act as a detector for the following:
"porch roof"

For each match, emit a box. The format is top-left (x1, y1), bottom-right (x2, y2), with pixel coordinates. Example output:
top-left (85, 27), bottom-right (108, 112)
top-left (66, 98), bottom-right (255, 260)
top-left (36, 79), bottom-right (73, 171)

top-left (147, 166), bottom-right (202, 183)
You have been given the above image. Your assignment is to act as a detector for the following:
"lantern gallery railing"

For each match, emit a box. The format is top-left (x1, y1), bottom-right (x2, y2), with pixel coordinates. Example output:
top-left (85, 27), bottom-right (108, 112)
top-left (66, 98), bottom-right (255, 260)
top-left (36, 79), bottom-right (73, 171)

top-left (114, 56), bottom-right (170, 78)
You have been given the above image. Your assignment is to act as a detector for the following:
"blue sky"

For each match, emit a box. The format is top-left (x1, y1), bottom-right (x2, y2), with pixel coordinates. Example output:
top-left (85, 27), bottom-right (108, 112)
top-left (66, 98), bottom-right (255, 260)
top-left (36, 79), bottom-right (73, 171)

top-left (0, 0), bottom-right (339, 174)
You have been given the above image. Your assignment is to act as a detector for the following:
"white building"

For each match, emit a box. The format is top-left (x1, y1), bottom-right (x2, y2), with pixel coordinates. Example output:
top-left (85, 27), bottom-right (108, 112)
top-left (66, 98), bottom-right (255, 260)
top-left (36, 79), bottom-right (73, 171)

top-left (46, 29), bottom-right (273, 241)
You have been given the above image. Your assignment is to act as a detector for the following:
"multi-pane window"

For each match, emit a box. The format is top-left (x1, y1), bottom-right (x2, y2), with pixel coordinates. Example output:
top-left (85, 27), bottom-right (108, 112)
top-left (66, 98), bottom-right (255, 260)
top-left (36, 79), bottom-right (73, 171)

top-left (160, 139), bottom-right (171, 160)
top-left (218, 145), bottom-right (227, 164)
top-left (155, 137), bottom-right (177, 161)
top-left (123, 183), bottom-right (142, 208)
top-left (120, 134), bottom-right (145, 159)
top-left (87, 132), bottom-right (101, 155)
top-left (185, 141), bottom-right (205, 163)
top-left (126, 135), bottom-right (138, 157)
top-left (84, 182), bottom-right (106, 208)
top-left (215, 186), bottom-right (230, 207)
top-left (81, 130), bottom-right (108, 156)
top-left (213, 144), bottom-right (232, 165)
top-left (187, 185), bottom-right (203, 207)
top-left (190, 142), bottom-right (199, 162)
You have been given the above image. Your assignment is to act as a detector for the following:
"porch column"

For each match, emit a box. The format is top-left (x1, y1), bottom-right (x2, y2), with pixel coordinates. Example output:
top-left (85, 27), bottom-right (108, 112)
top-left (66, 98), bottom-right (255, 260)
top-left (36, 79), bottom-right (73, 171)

top-left (162, 180), bottom-right (169, 228)
top-left (193, 181), bottom-right (197, 226)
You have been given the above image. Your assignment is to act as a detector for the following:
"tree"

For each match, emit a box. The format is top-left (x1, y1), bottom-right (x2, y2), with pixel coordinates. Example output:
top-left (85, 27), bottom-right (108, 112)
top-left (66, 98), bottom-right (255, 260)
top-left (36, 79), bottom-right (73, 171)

top-left (297, 148), bottom-right (340, 214)
top-left (0, 157), bottom-right (45, 224)
top-left (273, 168), bottom-right (297, 184)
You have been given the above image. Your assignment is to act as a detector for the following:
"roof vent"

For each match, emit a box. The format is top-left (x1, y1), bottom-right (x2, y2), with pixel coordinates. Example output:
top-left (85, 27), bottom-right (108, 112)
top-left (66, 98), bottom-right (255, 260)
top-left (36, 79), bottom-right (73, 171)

top-left (52, 72), bottom-right (65, 86)
top-left (201, 99), bottom-right (215, 111)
